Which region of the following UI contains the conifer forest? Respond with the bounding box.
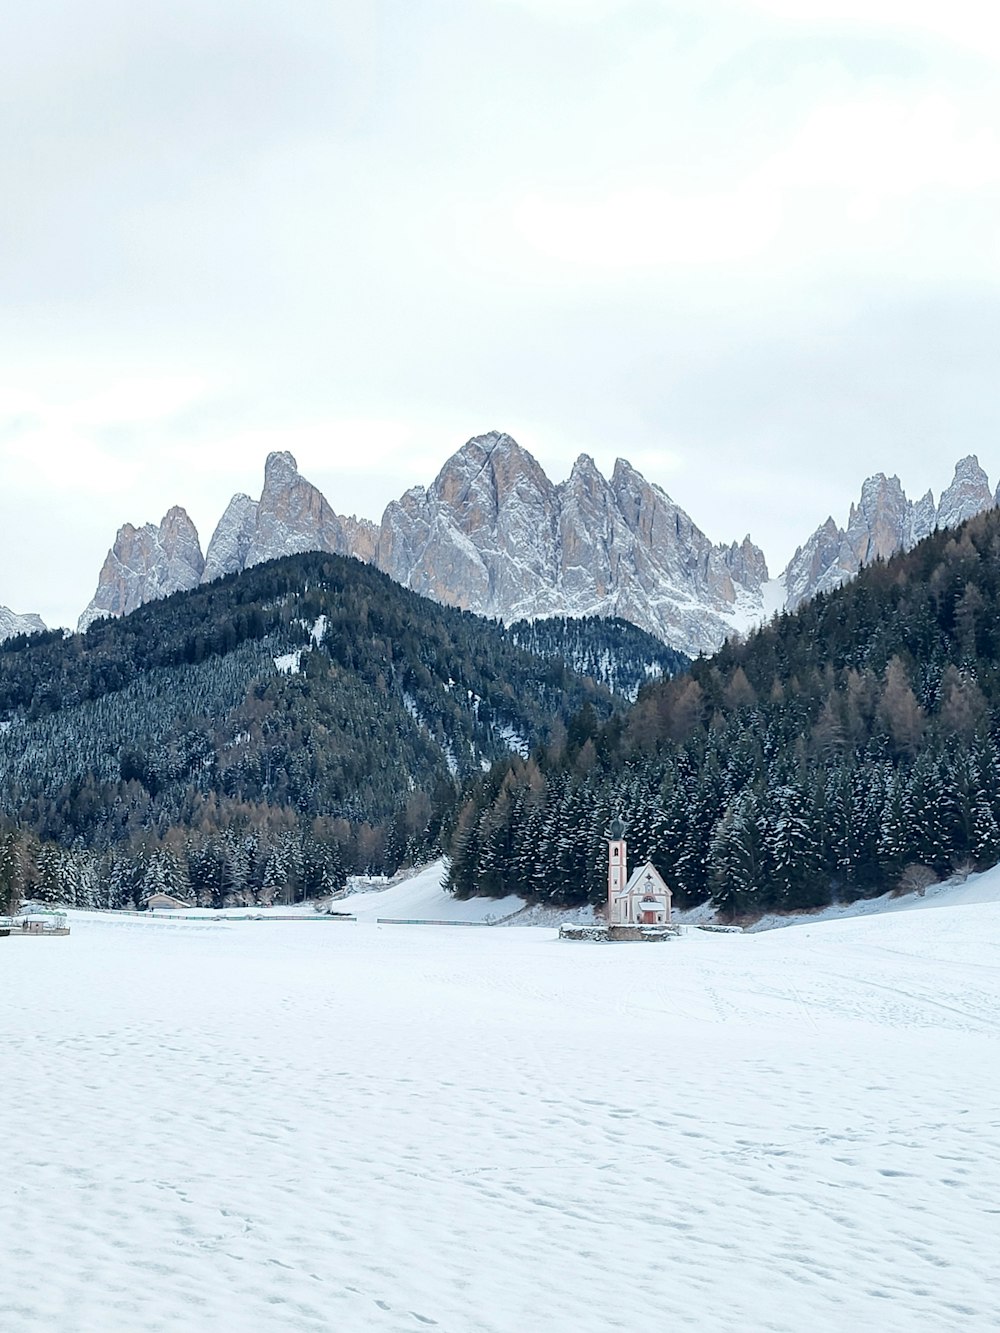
[0,553,675,911]
[448,511,1000,917]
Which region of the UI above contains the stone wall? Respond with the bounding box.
[558,923,679,943]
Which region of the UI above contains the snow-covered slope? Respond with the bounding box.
[746,859,1000,931]
[3,890,998,1331]
[332,859,526,923]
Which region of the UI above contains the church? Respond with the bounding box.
[606,818,672,926]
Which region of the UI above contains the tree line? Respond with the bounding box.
[448,512,1000,918]
[0,553,679,906]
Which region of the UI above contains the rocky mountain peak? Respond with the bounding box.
[723,535,770,592]
[78,507,205,632]
[203,493,259,584]
[431,432,555,519]
[263,450,299,484]
[783,457,999,613]
[937,455,993,531]
[566,453,603,486]
[208,452,378,579]
[909,490,936,547]
[845,473,909,566]
[609,456,644,490]
[160,505,201,550]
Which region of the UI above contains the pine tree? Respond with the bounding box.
[34,844,65,906]
[0,833,21,914]
[708,791,769,919]
[770,781,825,910]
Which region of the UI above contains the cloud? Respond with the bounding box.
[498,85,1000,285]
[510,183,782,269]
[771,92,1000,196]
[4,1,1000,628]
[489,0,643,21]
[737,0,1000,62]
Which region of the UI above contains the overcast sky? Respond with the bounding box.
[5,0,1000,628]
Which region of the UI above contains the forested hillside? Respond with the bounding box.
[448,511,1000,917]
[507,616,687,701]
[0,553,650,910]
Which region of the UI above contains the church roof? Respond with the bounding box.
[623,862,671,898]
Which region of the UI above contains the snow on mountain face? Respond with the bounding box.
[205,451,378,579]
[936,454,993,531]
[78,507,205,632]
[75,436,1000,655]
[908,489,936,547]
[80,455,380,633]
[375,433,770,657]
[202,493,259,583]
[783,516,844,611]
[0,606,46,641]
[245,451,375,569]
[782,455,997,611]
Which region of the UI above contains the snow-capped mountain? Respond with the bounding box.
[204,449,378,578]
[76,441,1000,655]
[783,455,995,611]
[79,438,770,655]
[81,454,378,632]
[79,506,205,632]
[0,606,46,642]
[377,434,769,657]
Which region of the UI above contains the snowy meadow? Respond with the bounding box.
[3,878,1000,1332]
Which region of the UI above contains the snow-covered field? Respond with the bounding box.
[3,881,1000,1331]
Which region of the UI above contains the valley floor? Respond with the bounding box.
[2,889,999,1331]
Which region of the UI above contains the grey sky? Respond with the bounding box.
[4,0,1000,627]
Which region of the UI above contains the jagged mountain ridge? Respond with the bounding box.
[79,434,771,656]
[79,506,205,633]
[784,455,996,610]
[0,606,47,642]
[375,436,769,657]
[78,437,1000,655]
[79,452,379,633]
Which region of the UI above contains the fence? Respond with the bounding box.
[1,914,70,937]
[375,917,496,927]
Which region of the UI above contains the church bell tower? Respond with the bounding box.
[607,817,628,924]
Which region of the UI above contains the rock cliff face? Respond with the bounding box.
[375,434,769,657]
[81,455,379,632]
[0,607,46,641]
[75,441,1000,655]
[202,493,259,584]
[782,456,996,611]
[78,507,205,632]
[204,452,378,578]
[936,455,993,531]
